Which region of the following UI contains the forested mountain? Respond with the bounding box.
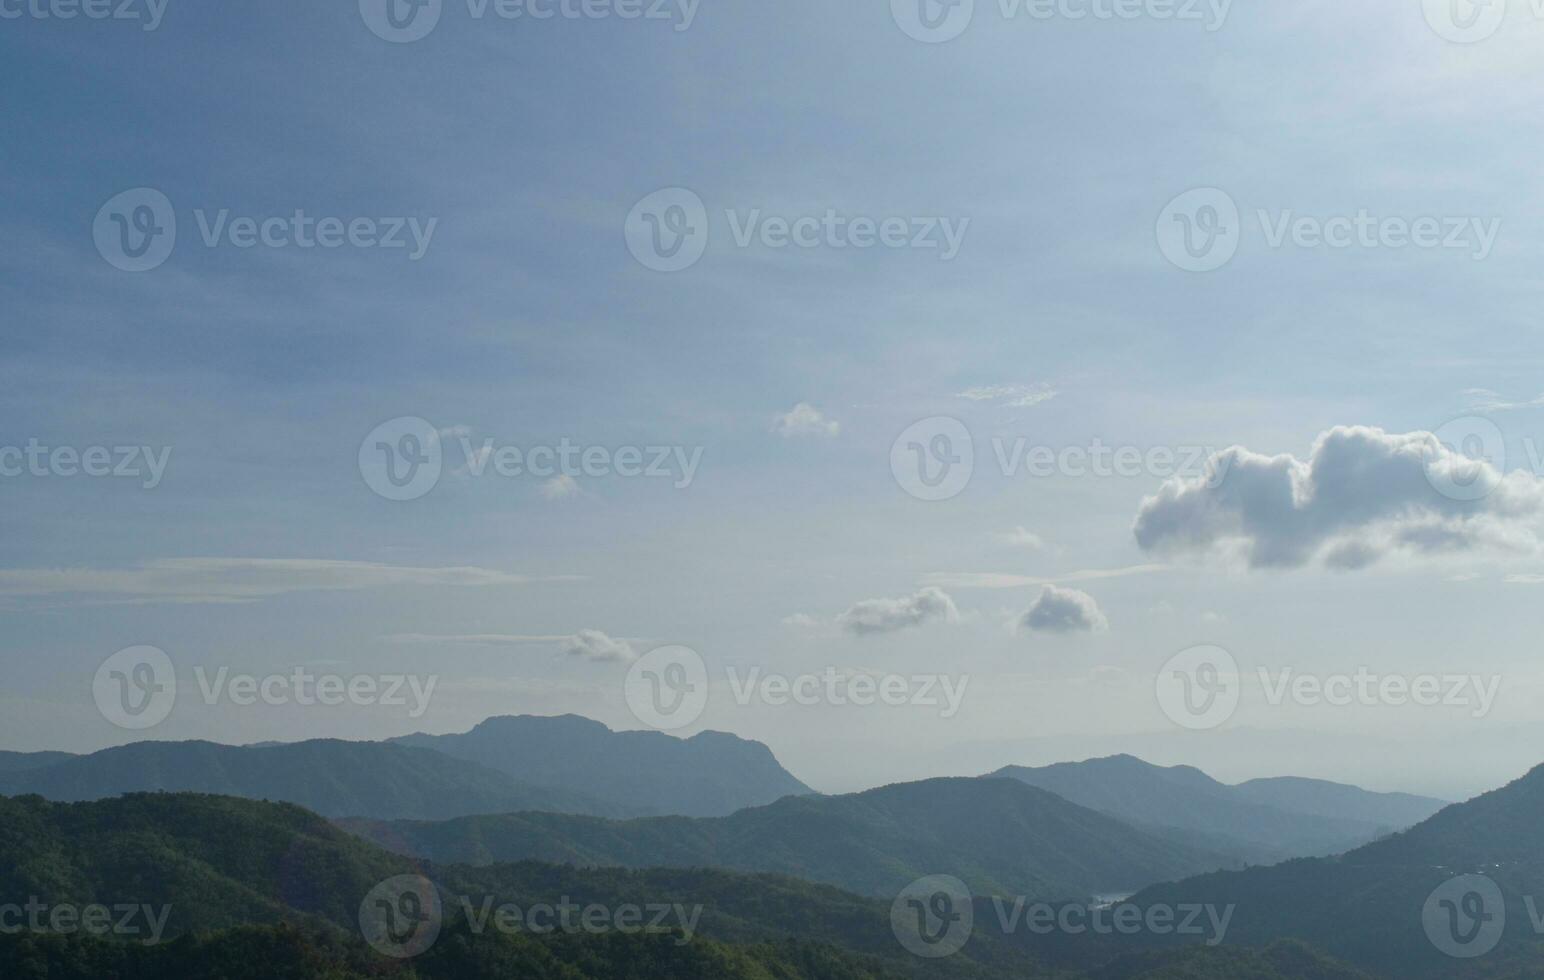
[0,790,1380,980]
[345,776,1236,900]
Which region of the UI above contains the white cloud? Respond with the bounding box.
[782,613,820,629]
[957,383,1057,408]
[560,629,637,662]
[1133,426,1544,571]
[837,587,958,635]
[0,559,570,605]
[999,526,1048,551]
[773,402,840,438]
[1021,585,1109,634]
[541,474,581,500]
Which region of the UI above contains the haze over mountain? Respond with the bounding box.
[991,755,1447,865]
[1106,762,1544,977]
[345,775,1237,901]
[0,750,76,773]
[0,739,636,821]
[391,714,813,817]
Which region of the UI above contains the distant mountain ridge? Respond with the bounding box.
[391,714,813,817]
[0,750,77,772]
[990,755,1446,864]
[344,775,1238,901]
[0,739,636,820]
[1107,762,1544,976]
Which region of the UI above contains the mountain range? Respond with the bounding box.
[991,755,1447,864]
[0,790,1374,980]
[1076,762,1544,977]
[345,775,1237,901]
[0,714,811,821]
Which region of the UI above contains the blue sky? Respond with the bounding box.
[5,0,1544,800]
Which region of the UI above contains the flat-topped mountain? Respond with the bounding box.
[391,713,812,817]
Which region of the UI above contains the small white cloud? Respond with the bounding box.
[957,383,1057,408]
[560,629,637,663]
[782,613,820,629]
[1000,527,1048,551]
[1021,585,1108,634]
[541,475,581,500]
[774,403,840,438]
[837,587,959,635]
[1200,611,1225,624]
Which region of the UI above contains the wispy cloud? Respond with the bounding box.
[956,383,1057,408]
[0,559,575,605]
[382,629,639,662]
[923,564,1167,590]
